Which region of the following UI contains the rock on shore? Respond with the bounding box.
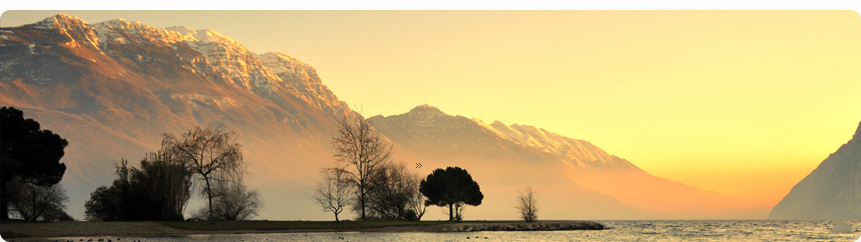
[442,221,607,232]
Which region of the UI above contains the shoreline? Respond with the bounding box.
[0,220,607,239]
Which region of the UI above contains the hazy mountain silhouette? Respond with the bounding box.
[770,121,861,219]
[370,105,770,219]
[2,14,768,220]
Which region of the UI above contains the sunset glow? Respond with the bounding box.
[3,10,860,213]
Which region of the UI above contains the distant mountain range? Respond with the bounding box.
[770,122,861,219]
[0,14,769,220]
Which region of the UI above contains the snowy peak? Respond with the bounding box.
[258,51,354,118]
[94,19,192,47]
[167,27,238,46]
[374,104,640,172]
[2,14,354,120]
[473,118,638,170]
[30,14,87,30]
[23,14,103,51]
[409,104,444,115]
[258,52,316,80]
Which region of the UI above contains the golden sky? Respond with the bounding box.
[3,10,861,206]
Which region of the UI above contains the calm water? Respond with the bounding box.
[17,220,861,242]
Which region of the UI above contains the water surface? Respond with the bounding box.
[19,220,861,242]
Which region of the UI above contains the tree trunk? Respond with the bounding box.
[205,178,214,223]
[335,213,340,222]
[1,180,8,220]
[360,187,366,221]
[448,203,453,221]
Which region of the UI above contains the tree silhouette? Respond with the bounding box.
[419,166,483,221]
[161,125,244,222]
[1,106,68,220]
[313,168,353,222]
[516,186,538,222]
[329,116,392,221]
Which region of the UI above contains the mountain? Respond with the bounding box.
[369,105,770,219]
[0,14,360,220]
[2,14,769,221]
[769,121,861,219]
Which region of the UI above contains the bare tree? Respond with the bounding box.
[313,168,354,222]
[330,116,392,221]
[516,186,538,222]
[162,125,244,222]
[9,179,69,221]
[197,180,262,221]
[407,178,429,221]
[366,162,423,220]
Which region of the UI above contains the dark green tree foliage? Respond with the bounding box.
[84,186,123,221]
[1,106,68,220]
[84,154,192,221]
[419,166,484,221]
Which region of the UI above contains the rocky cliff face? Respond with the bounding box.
[769,122,861,219]
[0,14,358,220]
[1,14,770,220]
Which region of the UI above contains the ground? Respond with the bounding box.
[0,220,606,239]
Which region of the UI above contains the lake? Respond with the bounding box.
[16,220,861,242]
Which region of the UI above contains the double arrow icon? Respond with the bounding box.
[416,163,422,168]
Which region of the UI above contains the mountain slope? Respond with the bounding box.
[2,14,769,221]
[769,121,861,219]
[0,14,360,220]
[370,104,770,219]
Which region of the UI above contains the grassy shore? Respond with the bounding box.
[0,220,603,239]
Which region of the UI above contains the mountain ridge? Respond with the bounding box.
[2,14,768,220]
[1,14,359,220]
[769,121,861,219]
[370,104,769,219]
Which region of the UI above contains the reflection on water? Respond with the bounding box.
[17,220,861,242]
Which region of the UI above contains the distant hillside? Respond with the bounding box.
[369,104,770,219]
[1,14,769,221]
[770,121,861,219]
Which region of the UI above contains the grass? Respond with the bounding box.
[159,220,517,231]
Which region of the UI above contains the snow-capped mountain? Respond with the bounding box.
[370,104,770,219]
[2,14,768,220]
[1,14,359,220]
[769,121,861,219]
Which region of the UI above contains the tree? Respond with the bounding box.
[193,180,262,221]
[408,184,429,221]
[161,125,244,222]
[313,168,354,222]
[84,155,193,221]
[329,116,392,221]
[1,106,68,219]
[84,185,123,221]
[85,160,132,221]
[516,186,538,222]
[8,178,69,221]
[129,152,193,220]
[419,166,483,221]
[365,162,425,220]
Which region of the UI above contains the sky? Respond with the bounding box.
[2,7,861,207]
